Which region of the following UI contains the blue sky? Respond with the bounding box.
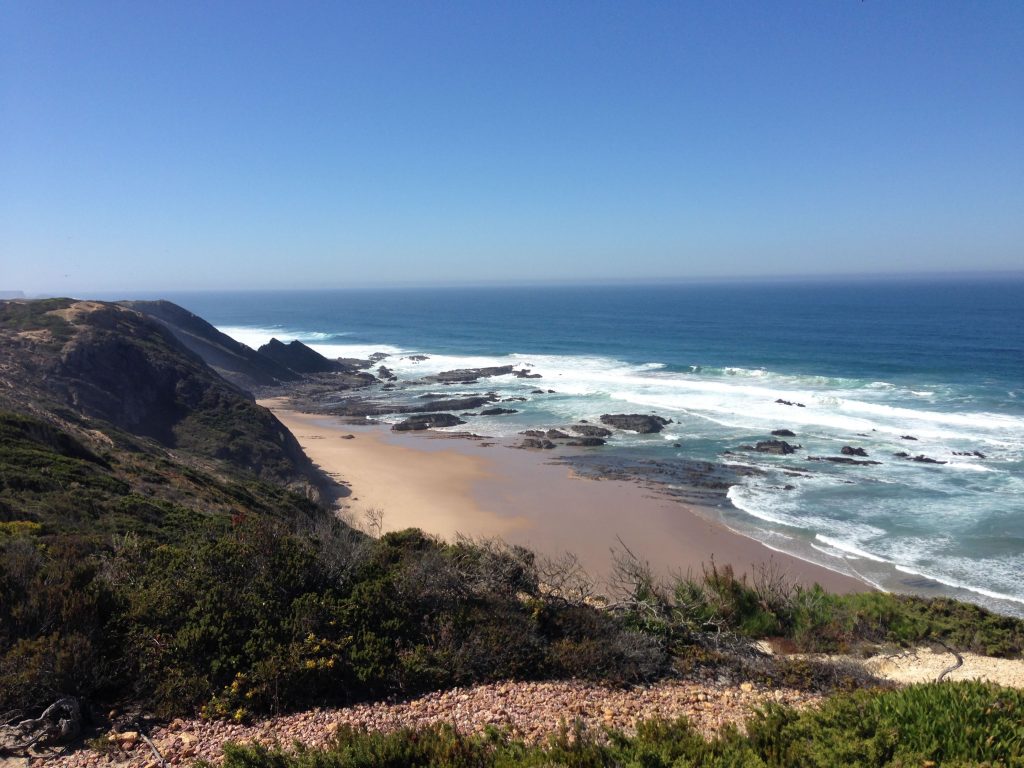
[2,1,1022,292]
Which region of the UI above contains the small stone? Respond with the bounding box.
[740,682,754,693]
[118,730,140,746]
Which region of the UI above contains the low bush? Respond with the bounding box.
[208,681,1024,768]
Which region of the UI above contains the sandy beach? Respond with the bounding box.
[262,399,864,593]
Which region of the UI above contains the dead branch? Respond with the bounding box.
[934,639,964,682]
[0,697,81,754]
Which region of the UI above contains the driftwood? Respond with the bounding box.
[0,697,81,753]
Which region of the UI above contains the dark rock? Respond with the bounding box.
[952,450,987,459]
[571,424,613,438]
[771,429,796,437]
[547,389,556,393]
[530,389,545,394]
[392,413,466,431]
[521,438,556,449]
[258,338,345,374]
[840,446,869,457]
[368,352,391,363]
[893,451,910,458]
[910,454,946,465]
[545,429,571,439]
[520,430,545,437]
[737,444,755,451]
[334,395,500,417]
[566,437,606,447]
[376,365,397,381]
[901,435,918,441]
[424,365,515,384]
[341,434,355,440]
[480,407,517,416]
[599,414,672,433]
[775,399,806,407]
[807,455,881,466]
[673,443,681,448]
[754,440,799,455]
[503,396,527,402]
[512,368,542,379]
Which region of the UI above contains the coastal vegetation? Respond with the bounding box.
[1,298,1022,763]
[213,681,1024,768]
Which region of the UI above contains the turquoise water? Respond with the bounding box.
[148,278,1024,615]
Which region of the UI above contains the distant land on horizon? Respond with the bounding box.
[15,267,1024,300]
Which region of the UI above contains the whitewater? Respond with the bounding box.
[152,279,1024,616]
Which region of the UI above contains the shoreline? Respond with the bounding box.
[263,399,866,594]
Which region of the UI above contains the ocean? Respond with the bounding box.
[150,278,1024,616]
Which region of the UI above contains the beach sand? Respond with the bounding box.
[263,399,864,593]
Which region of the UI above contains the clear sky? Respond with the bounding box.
[2,1,1022,293]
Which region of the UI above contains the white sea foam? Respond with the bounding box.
[814,535,888,562]
[216,323,1024,612]
[893,565,1024,605]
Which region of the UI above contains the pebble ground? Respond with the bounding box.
[37,678,822,767]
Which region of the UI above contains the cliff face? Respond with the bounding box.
[121,299,300,391]
[0,298,315,489]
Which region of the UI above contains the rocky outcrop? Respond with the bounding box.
[600,414,672,434]
[520,438,556,449]
[480,407,518,416]
[840,446,869,457]
[121,299,300,391]
[258,338,345,374]
[753,440,799,455]
[771,429,796,437]
[513,369,542,379]
[546,430,571,439]
[377,365,397,381]
[775,399,806,408]
[392,413,466,431]
[331,395,497,417]
[572,424,613,438]
[424,366,515,384]
[567,437,606,447]
[807,456,881,466]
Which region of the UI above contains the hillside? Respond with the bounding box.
[0,299,315,490]
[120,299,301,391]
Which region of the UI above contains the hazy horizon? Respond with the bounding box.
[3,2,1022,293]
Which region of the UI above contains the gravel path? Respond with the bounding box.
[38,679,823,767]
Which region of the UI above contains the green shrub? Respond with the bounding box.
[748,680,1024,766]
[209,682,1024,768]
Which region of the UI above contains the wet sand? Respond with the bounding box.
[263,399,865,593]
